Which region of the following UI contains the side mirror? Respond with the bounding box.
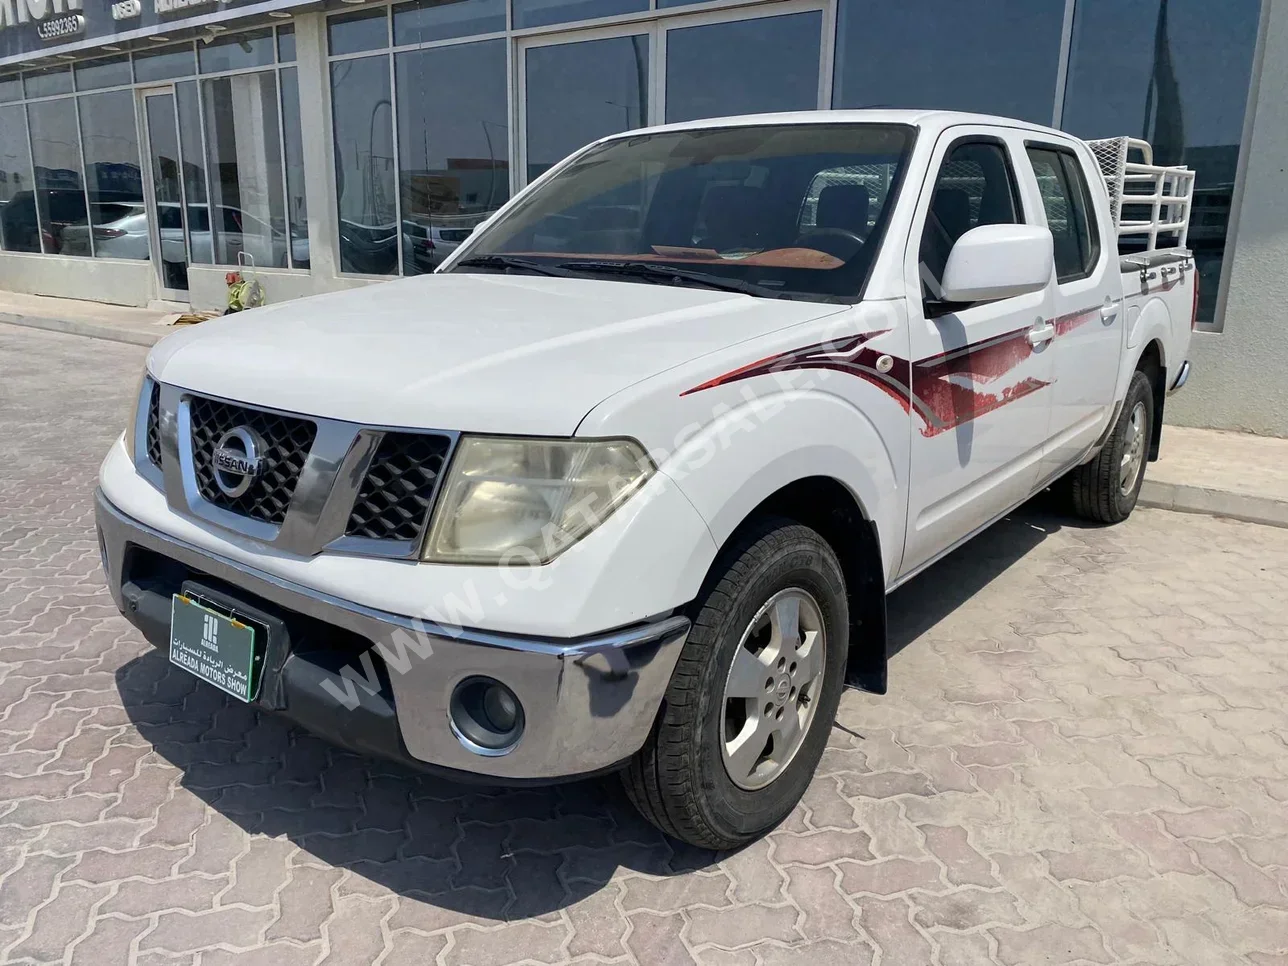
[939,224,1053,304]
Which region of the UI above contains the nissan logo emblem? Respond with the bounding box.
[212,426,265,498]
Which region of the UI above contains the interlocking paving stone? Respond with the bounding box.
[3,324,1288,964]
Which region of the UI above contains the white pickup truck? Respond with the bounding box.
[97,110,1196,849]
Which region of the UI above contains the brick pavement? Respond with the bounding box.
[1,324,1287,966]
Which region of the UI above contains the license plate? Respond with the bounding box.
[169,594,261,702]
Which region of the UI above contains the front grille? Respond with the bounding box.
[345,431,452,542]
[189,396,316,526]
[145,382,162,468]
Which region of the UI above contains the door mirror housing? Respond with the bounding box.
[939,224,1053,304]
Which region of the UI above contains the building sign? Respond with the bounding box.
[0,0,84,34]
[35,12,83,37]
[0,0,310,63]
[155,0,230,14]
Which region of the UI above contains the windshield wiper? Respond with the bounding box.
[454,254,578,278]
[556,260,786,299]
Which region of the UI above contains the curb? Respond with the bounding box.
[1140,479,1288,530]
[0,312,163,347]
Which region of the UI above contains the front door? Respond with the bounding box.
[900,129,1055,576]
[141,90,190,300]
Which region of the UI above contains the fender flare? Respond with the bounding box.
[656,389,904,584]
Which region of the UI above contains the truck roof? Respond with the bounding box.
[615,109,1072,142]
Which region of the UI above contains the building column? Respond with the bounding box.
[1168,0,1288,436]
[294,11,343,282]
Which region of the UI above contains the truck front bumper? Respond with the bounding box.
[95,489,690,783]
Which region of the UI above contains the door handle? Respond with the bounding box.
[1100,301,1119,323]
[1027,323,1055,346]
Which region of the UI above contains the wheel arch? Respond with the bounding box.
[1134,338,1166,461]
[705,476,889,695]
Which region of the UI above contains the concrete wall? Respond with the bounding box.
[0,253,156,307]
[187,265,381,313]
[1169,0,1288,437]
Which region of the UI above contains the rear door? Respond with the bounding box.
[900,128,1054,576]
[1022,141,1122,478]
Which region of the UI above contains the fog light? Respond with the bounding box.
[449,677,524,755]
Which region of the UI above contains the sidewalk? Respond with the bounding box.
[0,290,178,346]
[1142,424,1288,529]
[2,289,1285,529]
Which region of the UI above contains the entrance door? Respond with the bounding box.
[660,5,825,124]
[516,1,828,189]
[518,27,653,185]
[141,90,190,300]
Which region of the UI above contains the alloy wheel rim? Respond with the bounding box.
[720,588,826,791]
[1119,401,1148,496]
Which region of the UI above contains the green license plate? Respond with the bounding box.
[169,594,261,702]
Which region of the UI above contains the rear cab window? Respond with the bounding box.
[1025,144,1102,283]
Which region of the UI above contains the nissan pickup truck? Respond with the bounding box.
[97,110,1197,849]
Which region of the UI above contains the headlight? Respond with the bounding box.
[422,437,654,564]
[124,370,151,465]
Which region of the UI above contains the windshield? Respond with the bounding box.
[448,123,915,302]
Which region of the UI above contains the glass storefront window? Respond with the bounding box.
[280,67,309,269]
[832,0,1064,124]
[278,24,297,63]
[27,98,87,256]
[329,9,389,56]
[23,67,73,99]
[133,44,197,83]
[74,56,133,93]
[199,28,277,74]
[393,0,506,45]
[396,39,509,275]
[77,90,146,261]
[665,12,822,124]
[0,75,20,104]
[175,81,210,265]
[512,0,647,30]
[1061,0,1261,323]
[203,71,289,267]
[525,34,649,182]
[0,104,38,253]
[331,55,398,274]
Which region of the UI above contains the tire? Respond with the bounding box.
[1069,370,1154,524]
[621,518,849,849]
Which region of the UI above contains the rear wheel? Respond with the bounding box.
[621,519,848,849]
[1068,369,1154,524]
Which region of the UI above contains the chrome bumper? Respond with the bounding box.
[1170,360,1191,394]
[95,489,689,782]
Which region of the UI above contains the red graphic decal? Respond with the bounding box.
[1052,306,1100,336]
[681,306,1101,436]
[679,331,901,399]
[910,325,1046,438]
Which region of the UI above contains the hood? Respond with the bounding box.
[150,272,845,435]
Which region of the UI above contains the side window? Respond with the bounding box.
[1026,145,1101,283]
[919,140,1022,298]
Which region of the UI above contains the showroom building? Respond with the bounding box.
[0,0,1284,434]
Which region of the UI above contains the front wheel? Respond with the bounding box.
[1068,369,1154,524]
[621,519,848,849]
